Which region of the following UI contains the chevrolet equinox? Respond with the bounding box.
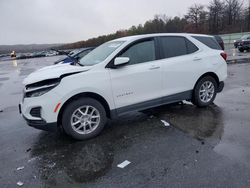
[19,33,227,140]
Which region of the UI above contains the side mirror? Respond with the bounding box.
[114,57,129,66]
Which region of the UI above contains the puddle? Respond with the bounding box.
[19,68,35,76]
[11,91,23,95]
[28,111,163,185]
[30,133,114,184]
[0,77,9,81]
[1,106,19,112]
[0,73,8,76]
[143,103,224,142]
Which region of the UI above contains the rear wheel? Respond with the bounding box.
[192,76,217,107]
[238,48,244,52]
[62,98,107,140]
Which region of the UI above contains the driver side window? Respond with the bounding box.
[119,40,155,65]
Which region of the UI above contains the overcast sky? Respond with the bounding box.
[0,0,211,45]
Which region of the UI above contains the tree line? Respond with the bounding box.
[58,0,250,50]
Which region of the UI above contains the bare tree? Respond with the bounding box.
[247,0,250,30]
[208,0,224,33]
[185,4,207,32]
[224,0,243,25]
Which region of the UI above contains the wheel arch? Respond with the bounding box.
[57,92,111,127]
[194,72,220,90]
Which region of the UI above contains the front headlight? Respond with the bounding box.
[26,87,55,97]
[24,78,60,98]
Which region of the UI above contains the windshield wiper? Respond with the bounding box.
[74,60,83,66]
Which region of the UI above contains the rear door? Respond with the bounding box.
[158,36,201,97]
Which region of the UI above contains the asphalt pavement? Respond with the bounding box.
[0,56,250,188]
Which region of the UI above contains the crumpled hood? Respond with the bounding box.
[23,64,90,85]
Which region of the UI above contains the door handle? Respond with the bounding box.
[149,66,160,70]
[193,57,202,61]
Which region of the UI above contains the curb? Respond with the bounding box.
[227,58,250,64]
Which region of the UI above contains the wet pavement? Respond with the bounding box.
[226,48,250,63]
[0,57,250,188]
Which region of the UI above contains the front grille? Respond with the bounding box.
[30,107,41,118]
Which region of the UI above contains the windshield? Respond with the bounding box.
[79,41,124,66]
[241,35,250,40]
[69,49,80,57]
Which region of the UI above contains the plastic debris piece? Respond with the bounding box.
[117,160,131,168]
[28,157,39,163]
[161,120,170,127]
[26,148,31,152]
[17,181,24,186]
[47,162,56,168]
[16,166,24,171]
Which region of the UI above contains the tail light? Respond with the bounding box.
[220,52,227,61]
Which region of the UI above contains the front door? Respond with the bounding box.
[109,38,162,113]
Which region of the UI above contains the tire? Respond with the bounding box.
[192,76,218,107]
[62,98,107,140]
[238,48,244,52]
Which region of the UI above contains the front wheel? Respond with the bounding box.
[238,48,244,52]
[62,98,107,140]
[192,76,217,107]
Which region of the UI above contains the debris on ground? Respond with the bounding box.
[183,163,189,169]
[47,162,56,168]
[117,160,131,168]
[26,148,31,152]
[16,166,24,171]
[161,120,170,127]
[28,157,39,163]
[17,181,24,186]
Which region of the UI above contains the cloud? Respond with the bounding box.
[0,0,210,44]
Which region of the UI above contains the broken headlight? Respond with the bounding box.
[24,78,60,98]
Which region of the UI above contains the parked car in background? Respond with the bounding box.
[213,35,224,50]
[32,51,47,58]
[234,35,250,48]
[238,39,250,52]
[20,33,227,140]
[10,51,16,58]
[54,47,94,64]
[45,51,58,57]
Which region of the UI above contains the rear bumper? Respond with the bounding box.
[238,44,250,50]
[217,81,224,93]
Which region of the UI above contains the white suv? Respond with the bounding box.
[19,33,227,140]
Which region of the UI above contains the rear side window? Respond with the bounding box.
[193,36,221,50]
[186,39,199,53]
[120,40,155,65]
[159,37,198,58]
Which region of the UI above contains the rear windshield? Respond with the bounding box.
[192,36,221,50]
